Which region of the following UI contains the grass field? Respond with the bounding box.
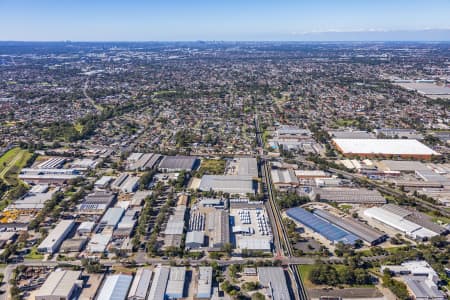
[298,264,316,289]
[198,159,226,175]
[0,147,32,185]
[25,246,44,260]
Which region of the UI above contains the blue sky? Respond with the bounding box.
[1,0,450,41]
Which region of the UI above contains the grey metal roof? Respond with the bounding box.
[35,270,81,298]
[199,175,255,194]
[405,277,445,300]
[313,209,386,244]
[166,267,186,298]
[197,267,213,299]
[236,157,258,177]
[258,267,291,300]
[158,156,198,171]
[97,274,132,300]
[127,268,152,300]
[147,267,169,300]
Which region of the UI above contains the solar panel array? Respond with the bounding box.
[286,207,359,244]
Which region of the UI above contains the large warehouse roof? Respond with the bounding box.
[128,268,152,300]
[148,267,170,300]
[199,175,255,194]
[258,267,291,300]
[333,139,439,156]
[35,270,81,300]
[97,274,133,300]
[158,156,199,171]
[286,207,359,244]
[313,209,386,245]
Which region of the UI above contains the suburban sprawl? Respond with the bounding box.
[0,41,449,300]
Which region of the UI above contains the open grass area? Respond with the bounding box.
[0,147,32,185]
[25,246,44,260]
[197,159,226,176]
[335,118,359,127]
[298,264,316,289]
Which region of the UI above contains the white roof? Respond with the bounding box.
[35,270,81,298]
[97,274,132,300]
[238,238,271,251]
[364,207,421,234]
[128,268,152,299]
[87,233,112,253]
[333,139,439,156]
[147,267,169,300]
[38,220,74,251]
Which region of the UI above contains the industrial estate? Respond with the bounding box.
[0,41,449,300]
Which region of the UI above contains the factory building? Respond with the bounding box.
[332,138,440,159]
[185,231,205,249]
[286,207,359,245]
[198,175,256,195]
[38,220,75,253]
[270,169,298,190]
[258,267,291,300]
[381,261,445,300]
[207,210,230,249]
[97,274,133,300]
[19,168,82,185]
[77,191,116,215]
[313,209,387,245]
[196,267,213,299]
[111,173,139,193]
[158,156,199,172]
[127,268,153,300]
[166,267,186,299]
[94,176,114,189]
[163,206,186,249]
[148,266,170,300]
[127,152,161,171]
[36,157,67,169]
[86,232,112,253]
[310,187,386,204]
[99,207,125,230]
[364,206,441,240]
[35,270,82,300]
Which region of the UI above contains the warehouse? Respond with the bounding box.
[78,191,116,215]
[94,176,114,189]
[286,207,359,245]
[60,238,87,252]
[166,267,186,299]
[226,157,258,177]
[332,138,440,159]
[382,204,447,235]
[185,231,205,249]
[86,232,112,253]
[164,206,186,248]
[8,187,58,211]
[99,207,125,230]
[148,266,170,300]
[71,158,99,170]
[295,170,329,179]
[313,209,387,245]
[231,206,273,252]
[207,210,230,249]
[97,274,133,300]
[198,175,256,195]
[127,268,153,300]
[258,267,291,300]
[270,169,298,190]
[158,155,199,172]
[363,207,439,240]
[378,160,428,173]
[38,220,75,253]
[35,270,82,300]
[37,157,67,169]
[127,152,161,171]
[328,130,375,139]
[196,267,213,299]
[18,168,82,185]
[310,187,386,204]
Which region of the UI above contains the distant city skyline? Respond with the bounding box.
[1,0,450,41]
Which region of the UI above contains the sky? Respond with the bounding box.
[1,0,450,41]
